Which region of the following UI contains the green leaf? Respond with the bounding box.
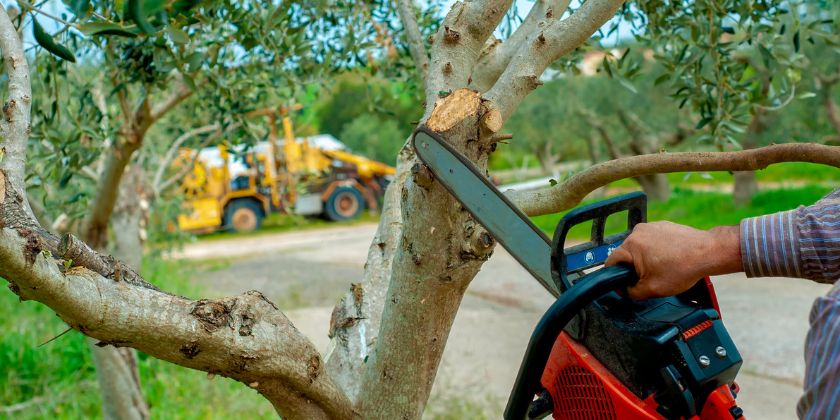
[62,0,90,16]
[32,18,76,62]
[182,74,197,90]
[653,74,670,86]
[602,57,613,78]
[793,30,800,52]
[128,0,156,34]
[58,171,73,189]
[186,52,203,72]
[167,28,190,44]
[797,92,817,100]
[79,22,138,38]
[172,0,200,14]
[617,77,637,94]
[695,117,712,130]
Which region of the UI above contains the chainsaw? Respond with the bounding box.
[412,127,746,420]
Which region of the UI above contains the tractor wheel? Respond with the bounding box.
[324,186,365,221]
[225,199,264,232]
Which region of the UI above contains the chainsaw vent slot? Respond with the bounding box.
[551,365,616,420]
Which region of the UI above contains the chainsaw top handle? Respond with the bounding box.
[551,191,647,292]
[505,263,639,420]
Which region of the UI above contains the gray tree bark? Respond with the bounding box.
[732,171,757,206]
[635,173,671,201]
[732,111,765,205]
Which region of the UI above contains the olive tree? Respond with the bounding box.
[1,1,839,419]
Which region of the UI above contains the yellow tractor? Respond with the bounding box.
[175,107,396,233]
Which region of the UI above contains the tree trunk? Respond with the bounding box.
[634,173,671,201]
[88,342,149,420]
[87,166,150,420]
[732,170,757,206]
[586,131,602,165]
[535,142,557,175]
[825,88,840,136]
[732,111,765,205]
[352,90,496,418]
[325,139,411,402]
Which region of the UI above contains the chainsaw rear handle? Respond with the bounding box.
[505,264,639,420]
[552,192,647,292]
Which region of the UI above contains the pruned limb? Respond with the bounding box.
[0,226,352,420]
[59,233,155,290]
[484,0,625,122]
[507,143,840,216]
[470,0,571,92]
[396,0,430,88]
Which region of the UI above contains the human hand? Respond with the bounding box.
[604,221,741,300]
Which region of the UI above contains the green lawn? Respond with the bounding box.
[532,185,834,240]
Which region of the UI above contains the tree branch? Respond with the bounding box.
[507,143,840,216]
[0,5,33,218]
[396,0,430,88]
[152,124,221,191]
[470,0,571,92]
[0,227,352,419]
[824,91,840,136]
[424,0,513,113]
[105,42,133,127]
[483,0,625,122]
[150,79,193,122]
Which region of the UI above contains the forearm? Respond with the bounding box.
[740,189,840,283]
[707,225,742,276]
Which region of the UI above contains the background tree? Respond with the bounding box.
[0,1,839,420]
[21,0,382,417]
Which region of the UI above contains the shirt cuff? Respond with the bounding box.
[740,210,802,278]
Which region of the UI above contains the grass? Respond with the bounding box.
[0,259,275,419]
[531,185,834,240]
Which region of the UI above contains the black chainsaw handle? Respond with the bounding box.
[504,264,639,420]
[552,191,646,292]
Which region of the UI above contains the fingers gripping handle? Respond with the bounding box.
[550,192,647,292]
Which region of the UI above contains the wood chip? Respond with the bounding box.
[249,381,259,388]
[0,170,5,205]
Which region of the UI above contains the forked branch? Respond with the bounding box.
[425,0,513,111]
[507,143,840,216]
[470,0,571,92]
[484,0,625,121]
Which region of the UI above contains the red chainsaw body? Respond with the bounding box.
[540,277,744,420]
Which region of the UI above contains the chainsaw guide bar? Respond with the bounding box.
[412,127,560,297]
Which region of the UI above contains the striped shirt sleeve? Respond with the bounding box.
[740,189,840,283]
[797,282,840,419]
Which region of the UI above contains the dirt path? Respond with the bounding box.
[181,223,829,419]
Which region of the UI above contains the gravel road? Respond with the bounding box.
[181,222,829,419]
